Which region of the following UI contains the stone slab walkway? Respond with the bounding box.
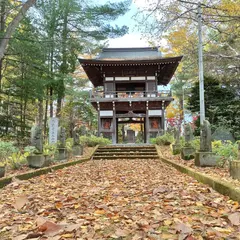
[0,159,240,239]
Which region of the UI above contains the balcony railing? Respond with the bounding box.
[90,90,172,99]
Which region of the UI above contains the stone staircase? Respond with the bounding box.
[92,145,159,160]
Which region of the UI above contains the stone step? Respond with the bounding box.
[94,151,157,155]
[96,148,156,153]
[92,145,158,160]
[98,145,155,149]
[92,155,159,160]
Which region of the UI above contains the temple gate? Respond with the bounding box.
[79,47,182,144]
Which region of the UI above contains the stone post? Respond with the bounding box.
[27,125,48,168]
[195,120,216,167]
[172,127,181,155]
[57,126,67,160]
[72,127,83,156]
[181,123,195,160]
[30,125,43,153]
[230,142,240,179]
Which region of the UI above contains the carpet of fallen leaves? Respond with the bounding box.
[1,159,240,239]
[159,145,240,191]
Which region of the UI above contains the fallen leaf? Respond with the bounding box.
[228,212,240,226]
[63,224,82,232]
[61,233,75,238]
[115,228,130,237]
[55,202,63,209]
[164,219,172,226]
[152,186,168,195]
[14,195,28,210]
[175,222,193,234]
[94,209,106,215]
[196,201,203,207]
[36,217,62,236]
[26,232,44,238]
[214,227,233,234]
[14,234,28,240]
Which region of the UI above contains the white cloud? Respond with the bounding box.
[133,0,158,9]
[108,33,149,48]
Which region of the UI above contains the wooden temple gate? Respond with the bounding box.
[79,47,182,144]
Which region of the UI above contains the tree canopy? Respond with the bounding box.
[187,76,240,139]
[0,0,130,140]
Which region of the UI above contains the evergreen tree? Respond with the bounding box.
[187,76,240,140]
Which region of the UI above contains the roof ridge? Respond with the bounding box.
[102,47,159,52]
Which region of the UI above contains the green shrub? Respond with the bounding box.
[212,140,238,165]
[191,137,200,150]
[65,138,74,151]
[80,135,111,147]
[42,143,58,160]
[151,133,174,146]
[150,138,157,144]
[24,146,38,154]
[0,141,18,164]
[7,152,29,170]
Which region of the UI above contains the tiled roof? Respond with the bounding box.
[96,47,162,60]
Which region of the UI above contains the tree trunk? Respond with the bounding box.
[23,97,27,137]
[0,0,5,92]
[0,0,36,61]
[56,1,69,118]
[44,88,49,137]
[49,87,53,117]
[36,99,43,128]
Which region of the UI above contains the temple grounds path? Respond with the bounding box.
[1,159,240,239]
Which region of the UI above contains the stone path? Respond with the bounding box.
[0,159,240,239]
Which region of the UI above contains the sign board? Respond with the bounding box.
[49,117,59,144]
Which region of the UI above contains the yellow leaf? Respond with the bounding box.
[196,201,203,207]
[214,227,233,234]
[94,209,106,215]
[161,233,176,239]
[55,202,63,209]
[164,219,172,226]
[61,233,74,238]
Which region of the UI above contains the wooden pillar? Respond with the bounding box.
[97,102,100,137]
[146,101,149,143]
[116,118,118,143]
[161,101,165,134]
[112,101,116,144]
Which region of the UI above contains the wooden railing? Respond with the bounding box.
[90,90,172,99]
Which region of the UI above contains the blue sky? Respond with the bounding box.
[97,0,150,47]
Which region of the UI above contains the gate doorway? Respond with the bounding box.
[116,118,145,144]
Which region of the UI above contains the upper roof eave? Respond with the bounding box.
[78,56,183,65]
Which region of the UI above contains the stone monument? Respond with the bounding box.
[181,123,195,160]
[195,120,216,167]
[57,126,67,160]
[230,142,240,179]
[72,127,83,156]
[49,117,59,144]
[31,125,43,153]
[79,125,87,136]
[27,125,47,168]
[172,127,181,155]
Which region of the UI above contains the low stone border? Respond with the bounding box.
[155,146,240,202]
[0,145,99,189]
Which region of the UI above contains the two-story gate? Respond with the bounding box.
[79,47,182,144]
